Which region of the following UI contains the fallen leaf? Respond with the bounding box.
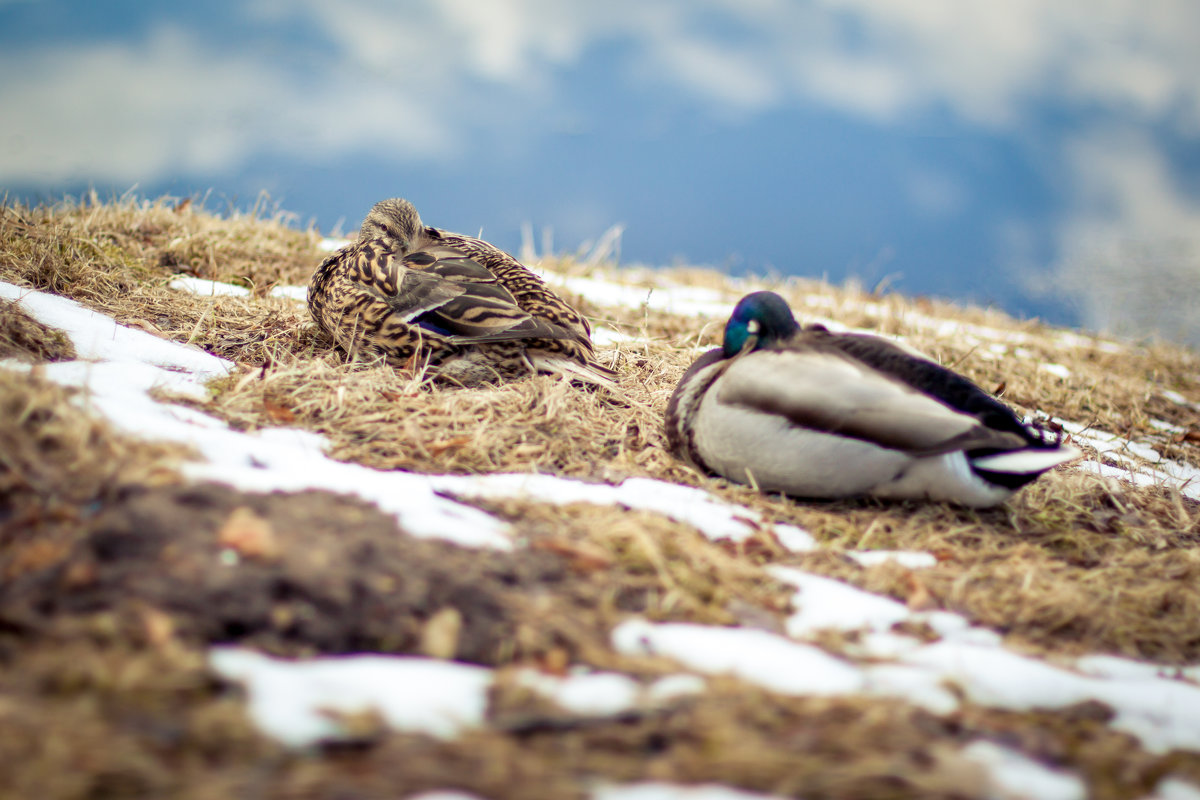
[532,538,613,572]
[137,604,176,647]
[537,647,570,676]
[427,435,475,456]
[62,559,97,588]
[905,573,936,611]
[217,507,280,561]
[124,319,164,336]
[420,607,463,660]
[262,397,296,424]
[5,539,70,577]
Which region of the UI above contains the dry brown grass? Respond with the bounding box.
[4,194,1200,798]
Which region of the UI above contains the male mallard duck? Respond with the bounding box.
[308,198,616,387]
[666,291,1079,507]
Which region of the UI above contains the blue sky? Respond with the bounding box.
[3,0,1200,342]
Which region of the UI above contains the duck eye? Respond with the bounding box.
[747,319,761,334]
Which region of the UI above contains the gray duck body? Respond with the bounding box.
[308,198,615,387]
[666,292,1078,507]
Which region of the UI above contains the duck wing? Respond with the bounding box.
[809,330,1032,440]
[381,249,581,343]
[715,350,1029,456]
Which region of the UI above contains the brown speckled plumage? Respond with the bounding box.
[309,198,616,386]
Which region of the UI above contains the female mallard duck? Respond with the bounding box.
[308,198,616,387]
[666,291,1079,507]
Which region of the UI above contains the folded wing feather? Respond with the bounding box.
[715,351,1029,456]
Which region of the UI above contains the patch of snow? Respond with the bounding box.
[430,473,816,551]
[1162,390,1195,407]
[920,611,1004,647]
[186,451,515,550]
[208,649,491,747]
[516,670,640,716]
[211,649,705,750]
[1055,331,1126,353]
[908,642,1200,753]
[612,619,865,696]
[862,664,960,715]
[170,276,306,303]
[516,669,704,716]
[617,611,1200,754]
[533,270,735,319]
[1150,419,1188,435]
[0,281,232,380]
[1039,362,1072,380]
[845,550,937,569]
[1075,654,1200,684]
[618,567,1200,754]
[769,567,911,637]
[1059,417,1200,501]
[168,276,250,297]
[646,674,708,703]
[962,740,1086,800]
[591,325,639,346]
[270,285,308,301]
[319,237,351,252]
[1152,778,1200,800]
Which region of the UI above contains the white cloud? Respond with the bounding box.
[807,0,1200,128]
[1050,128,1200,344]
[0,25,453,184]
[905,168,967,219]
[5,0,1199,185]
[650,38,780,113]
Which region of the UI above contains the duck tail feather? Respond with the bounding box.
[531,355,621,390]
[971,445,1081,476]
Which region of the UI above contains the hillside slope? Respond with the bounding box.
[3,196,1200,800]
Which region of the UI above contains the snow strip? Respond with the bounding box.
[962,741,1085,800]
[318,237,350,252]
[613,566,1200,754]
[1039,362,1072,380]
[614,613,1200,752]
[209,649,492,746]
[168,275,306,302]
[429,473,817,551]
[613,619,865,697]
[845,550,937,569]
[515,670,704,716]
[169,276,251,297]
[1059,417,1200,501]
[210,647,701,748]
[772,569,911,637]
[0,281,231,381]
[1151,778,1200,800]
